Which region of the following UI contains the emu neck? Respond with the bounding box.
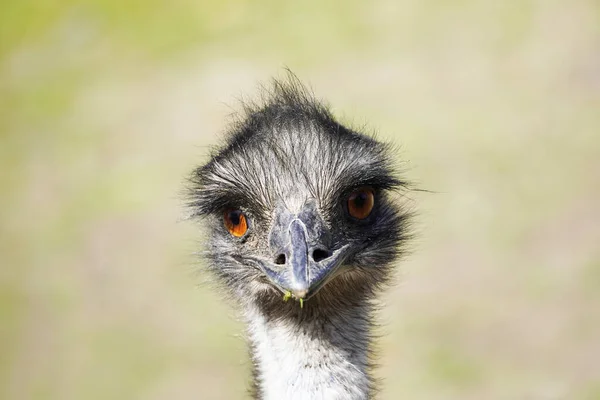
[246,302,372,400]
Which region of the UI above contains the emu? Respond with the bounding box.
[188,77,410,399]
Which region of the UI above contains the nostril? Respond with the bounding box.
[274,254,286,265]
[312,249,330,262]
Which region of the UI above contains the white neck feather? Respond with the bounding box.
[246,304,372,400]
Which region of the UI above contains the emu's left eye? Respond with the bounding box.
[224,209,248,237]
[347,187,375,220]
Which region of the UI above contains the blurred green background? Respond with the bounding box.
[1,1,600,399]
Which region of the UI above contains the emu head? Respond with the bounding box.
[189,78,410,313]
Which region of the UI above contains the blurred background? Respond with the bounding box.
[1,0,600,399]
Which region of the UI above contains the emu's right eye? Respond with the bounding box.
[224,209,248,237]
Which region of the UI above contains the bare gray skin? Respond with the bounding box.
[187,76,411,399]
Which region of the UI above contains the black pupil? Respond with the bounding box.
[353,192,367,208]
[229,211,241,225]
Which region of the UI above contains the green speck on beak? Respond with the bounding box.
[283,291,292,302]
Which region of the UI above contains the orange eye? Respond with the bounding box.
[224,209,248,237]
[347,188,375,220]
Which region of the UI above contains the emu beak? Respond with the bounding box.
[286,219,311,298]
[257,217,351,302]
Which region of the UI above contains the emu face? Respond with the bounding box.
[189,80,409,309]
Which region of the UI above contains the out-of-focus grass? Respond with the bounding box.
[1,1,600,399]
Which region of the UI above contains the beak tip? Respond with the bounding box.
[291,289,308,299]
